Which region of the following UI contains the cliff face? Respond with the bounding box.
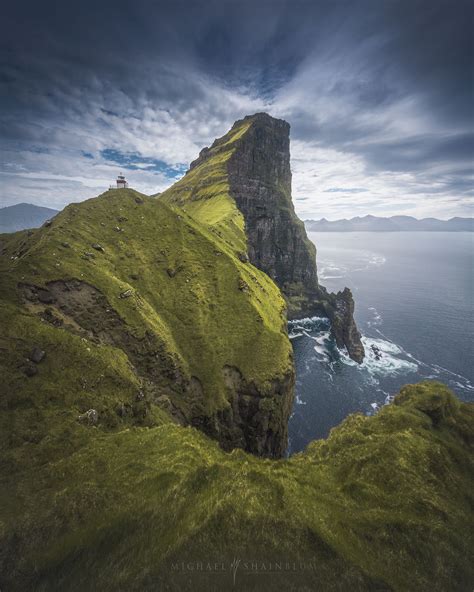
[188,113,365,363]
[190,114,319,295]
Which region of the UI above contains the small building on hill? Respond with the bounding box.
[110,173,128,189]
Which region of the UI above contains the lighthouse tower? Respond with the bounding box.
[116,173,128,189]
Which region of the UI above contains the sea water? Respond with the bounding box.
[288,231,474,454]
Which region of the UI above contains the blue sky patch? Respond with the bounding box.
[101,149,187,178]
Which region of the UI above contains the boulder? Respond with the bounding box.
[29,347,46,364]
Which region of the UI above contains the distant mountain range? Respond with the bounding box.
[0,203,59,233]
[305,215,473,232]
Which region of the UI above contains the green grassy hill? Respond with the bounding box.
[0,117,473,590]
[0,187,293,456]
[0,378,472,591]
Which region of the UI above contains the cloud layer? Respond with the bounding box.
[1,0,472,218]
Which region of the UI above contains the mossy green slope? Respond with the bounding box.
[159,118,252,253]
[0,382,472,591]
[0,188,293,455]
[160,112,365,362]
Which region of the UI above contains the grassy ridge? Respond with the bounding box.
[160,118,251,252]
[0,382,472,591]
[0,188,291,423]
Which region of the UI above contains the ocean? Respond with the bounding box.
[288,231,474,454]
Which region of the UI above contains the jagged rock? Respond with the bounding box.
[167,265,184,278]
[78,409,98,425]
[237,251,249,263]
[43,220,52,227]
[329,288,365,364]
[191,366,295,457]
[119,289,133,299]
[91,243,105,252]
[83,252,95,259]
[29,347,45,364]
[371,344,382,360]
[223,115,320,297]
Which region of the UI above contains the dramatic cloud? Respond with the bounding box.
[1,0,472,218]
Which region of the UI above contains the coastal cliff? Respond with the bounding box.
[0,115,472,591]
[188,113,365,362]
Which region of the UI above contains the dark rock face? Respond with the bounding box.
[227,114,319,295]
[329,288,365,364]
[201,113,365,362]
[192,366,295,458]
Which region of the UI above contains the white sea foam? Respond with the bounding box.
[289,332,304,340]
[340,336,418,377]
[319,262,348,280]
[367,306,383,327]
[289,310,473,396]
[370,254,386,267]
[312,331,332,358]
[400,349,474,393]
[288,315,328,327]
[295,394,307,405]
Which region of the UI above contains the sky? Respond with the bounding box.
[1,0,473,220]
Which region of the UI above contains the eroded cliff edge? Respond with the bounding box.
[189,112,365,363]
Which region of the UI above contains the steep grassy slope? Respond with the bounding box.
[161,113,365,362]
[0,382,472,591]
[160,117,252,253]
[0,188,293,456]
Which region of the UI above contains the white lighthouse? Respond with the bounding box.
[110,173,129,189]
[116,173,128,189]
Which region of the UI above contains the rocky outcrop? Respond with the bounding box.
[192,366,295,458]
[326,288,365,363]
[192,112,365,362]
[194,114,320,295]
